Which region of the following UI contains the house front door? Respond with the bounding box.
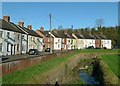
[14,45,15,55]
[11,44,13,55]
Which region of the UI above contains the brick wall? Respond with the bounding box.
[2,51,72,76]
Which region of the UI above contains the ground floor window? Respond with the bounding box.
[7,43,10,52]
[58,44,60,48]
[17,44,19,51]
[0,43,2,52]
[22,45,25,51]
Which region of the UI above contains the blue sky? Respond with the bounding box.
[2,2,118,30]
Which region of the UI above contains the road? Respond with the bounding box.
[0,51,51,63]
[0,50,66,63]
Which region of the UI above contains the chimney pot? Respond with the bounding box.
[27,25,32,30]
[3,16,10,22]
[40,27,44,32]
[100,32,103,36]
[18,22,24,27]
[89,31,91,35]
[78,30,81,35]
[64,30,67,34]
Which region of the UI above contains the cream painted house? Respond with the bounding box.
[99,35,112,49]
[49,30,62,51]
[84,34,95,48]
[20,25,43,52]
[72,33,85,49]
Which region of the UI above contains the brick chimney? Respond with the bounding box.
[3,16,10,22]
[27,25,32,30]
[89,31,91,35]
[64,30,67,34]
[78,30,81,35]
[100,32,103,36]
[40,27,44,32]
[18,21,24,27]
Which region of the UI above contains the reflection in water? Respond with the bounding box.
[79,71,99,85]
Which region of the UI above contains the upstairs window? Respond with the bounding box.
[0,43,2,52]
[0,31,3,38]
[22,35,24,39]
[58,39,60,42]
[68,40,70,42]
[7,32,10,37]
[71,40,73,43]
[31,37,32,41]
[18,34,20,40]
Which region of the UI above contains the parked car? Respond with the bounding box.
[28,49,39,55]
[45,48,50,52]
[86,46,94,49]
[103,47,107,49]
[95,47,101,49]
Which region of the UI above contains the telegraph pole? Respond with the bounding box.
[50,14,52,53]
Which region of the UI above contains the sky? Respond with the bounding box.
[1,2,118,31]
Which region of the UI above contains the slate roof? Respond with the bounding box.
[75,34,85,39]
[38,30,51,37]
[21,27,42,38]
[99,35,107,39]
[94,35,101,39]
[0,19,25,34]
[84,34,95,39]
[52,31,61,38]
[69,34,75,39]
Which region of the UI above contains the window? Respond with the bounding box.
[33,37,35,41]
[58,39,60,42]
[71,40,73,43]
[22,35,24,39]
[31,37,32,41]
[0,43,2,52]
[68,40,70,42]
[17,44,19,51]
[107,41,109,43]
[18,34,19,39]
[58,44,60,48]
[22,45,25,51]
[0,31,3,38]
[7,32,10,37]
[14,34,15,39]
[7,43,10,52]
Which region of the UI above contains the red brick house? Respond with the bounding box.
[36,27,54,50]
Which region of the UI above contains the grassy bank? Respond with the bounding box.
[101,54,119,77]
[100,54,119,84]
[2,50,80,84]
[2,49,119,84]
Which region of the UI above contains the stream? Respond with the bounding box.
[79,71,100,85]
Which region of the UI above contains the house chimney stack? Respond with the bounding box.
[40,27,44,32]
[18,21,24,27]
[3,16,10,22]
[78,30,81,35]
[27,25,32,30]
[89,31,91,35]
[100,32,103,36]
[64,30,67,34]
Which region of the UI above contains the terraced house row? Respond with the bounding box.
[0,16,112,56]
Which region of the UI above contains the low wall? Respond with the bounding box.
[1,51,73,76]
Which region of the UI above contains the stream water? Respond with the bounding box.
[79,71,99,85]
